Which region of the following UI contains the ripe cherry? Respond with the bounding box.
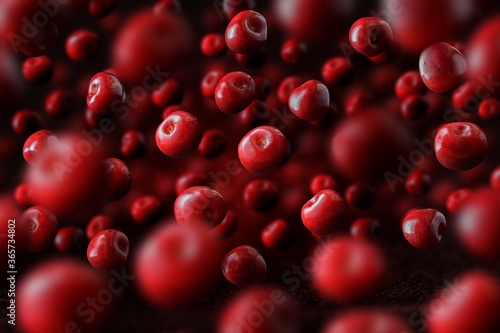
[151,78,183,108]
[288,80,330,122]
[131,195,163,224]
[86,214,114,240]
[446,188,472,215]
[201,68,225,99]
[491,166,500,191]
[405,170,432,195]
[277,75,301,104]
[322,57,354,86]
[20,206,58,252]
[22,130,59,168]
[225,10,267,54]
[200,33,227,57]
[434,122,488,171]
[197,129,226,159]
[174,186,227,230]
[210,210,237,240]
[87,229,129,271]
[45,89,74,118]
[215,71,256,114]
[350,217,380,241]
[98,158,132,203]
[14,183,34,206]
[54,226,85,253]
[11,110,42,137]
[401,208,446,250]
[419,42,467,93]
[175,171,210,196]
[261,219,292,250]
[349,17,393,57]
[452,81,478,111]
[395,70,426,99]
[478,98,500,120]
[310,174,337,195]
[239,100,269,128]
[65,30,100,62]
[344,182,376,209]
[87,72,126,115]
[156,111,202,158]
[22,56,53,84]
[301,189,347,236]
[222,245,267,287]
[243,179,280,212]
[281,39,307,64]
[121,129,147,158]
[238,126,288,175]
[89,0,116,18]
[400,94,429,122]
[222,0,255,20]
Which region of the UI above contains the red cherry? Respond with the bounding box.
[22,130,59,168]
[288,79,330,122]
[162,104,184,119]
[419,42,467,93]
[446,188,473,215]
[200,33,227,57]
[322,57,354,86]
[14,183,34,206]
[253,76,271,100]
[131,195,163,224]
[86,214,114,240]
[84,107,111,128]
[301,189,347,236]
[156,111,202,158]
[210,210,237,240]
[452,81,479,111]
[121,129,147,158]
[151,78,183,108]
[87,229,129,271]
[11,110,42,137]
[197,129,226,159]
[87,72,126,115]
[201,68,225,99]
[22,56,53,84]
[239,99,269,128]
[45,89,74,118]
[65,30,100,62]
[395,70,426,99]
[478,98,500,120]
[98,158,132,203]
[277,75,302,105]
[401,208,446,250]
[400,94,429,122]
[222,0,255,20]
[350,217,380,241]
[20,206,58,252]
[345,91,373,116]
[153,0,181,15]
[344,182,376,209]
[215,71,256,114]
[312,237,386,301]
[310,174,337,195]
[238,126,288,175]
[54,226,85,253]
[281,39,307,64]
[405,170,432,195]
[491,166,500,191]
[434,122,488,171]
[174,186,227,230]
[175,171,210,196]
[89,0,116,18]
[225,10,267,54]
[222,245,266,287]
[349,17,393,57]
[243,179,280,212]
[261,219,292,250]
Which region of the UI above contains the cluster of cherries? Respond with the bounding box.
[1,0,500,332]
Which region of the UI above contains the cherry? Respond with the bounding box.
[238,126,288,175]
[322,57,354,86]
[312,237,386,301]
[215,71,256,114]
[419,42,467,93]
[222,245,267,287]
[225,10,267,54]
[210,210,237,240]
[446,188,473,215]
[174,186,227,230]
[120,129,147,158]
[65,30,100,62]
[345,91,373,116]
[349,17,393,57]
[20,206,58,252]
[405,170,432,195]
[395,70,426,99]
[491,166,500,191]
[151,78,183,108]
[131,195,163,224]
[427,271,500,333]
[261,219,292,250]
[98,158,132,203]
[162,104,184,119]
[310,174,337,195]
[87,229,129,271]
[344,182,376,209]
[11,110,42,137]
[87,72,126,115]
[252,76,270,100]
[235,47,267,67]
[14,183,34,206]
[288,79,330,122]
[45,89,74,118]
[89,0,116,18]
[350,217,380,241]
[156,111,203,158]
[301,189,347,236]
[200,33,227,57]
[277,75,302,104]
[197,129,226,159]
[201,68,225,99]
[400,94,429,122]
[323,310,413,333]
[84,107,111,128]
[243,179,280,212]
[153,0,182,15]
[54,226,85,253]
[281,39,307,64]
[222,0,256,20]
[434,122,488,171]
[478,98,500,120]
[22,130,59,168]
[452,81,479,111]
[239,99,269,128]
[175,171,210,196]
[401,208,446,250]
[86,214,114,240]
[22,56,53,84]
